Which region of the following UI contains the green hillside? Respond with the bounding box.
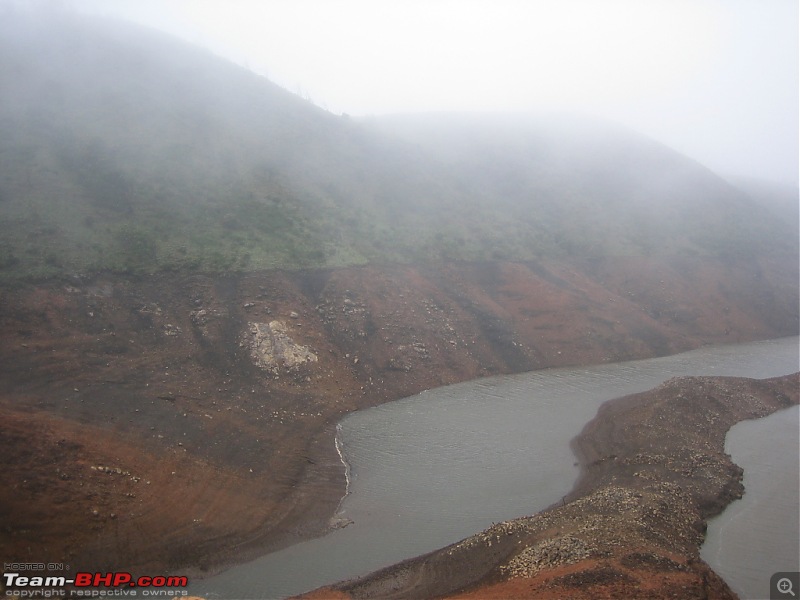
[0,10,796,279]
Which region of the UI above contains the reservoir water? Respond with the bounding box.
[191,337,799,600]
[702,404,800,599]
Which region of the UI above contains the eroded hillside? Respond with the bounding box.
[0,255,796,574]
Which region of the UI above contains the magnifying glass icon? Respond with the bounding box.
[778,577,796,597]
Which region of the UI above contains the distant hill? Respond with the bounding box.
[727,177,799,225]
[365,113,798,259]
[0,9,796,279]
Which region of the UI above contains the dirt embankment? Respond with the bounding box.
[310,373,798,600]
[0,255,796,577]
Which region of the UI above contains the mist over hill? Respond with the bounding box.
[0,9,796,279]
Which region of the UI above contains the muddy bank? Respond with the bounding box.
[308,373,798,599]
[0,256,796,577]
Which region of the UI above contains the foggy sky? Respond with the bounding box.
[73,0,798,186]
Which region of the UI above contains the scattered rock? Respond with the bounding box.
[329,516,354,530]
[189,309,208,326]
[501,535,595,578]
[163,323,181,336]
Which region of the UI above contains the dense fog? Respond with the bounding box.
[60,0,800,188]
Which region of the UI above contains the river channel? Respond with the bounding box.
[702,404,800,599]
[191,336,799,599]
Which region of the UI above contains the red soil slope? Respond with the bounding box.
[0,255,796,577]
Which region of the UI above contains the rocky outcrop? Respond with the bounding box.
[242,320,318,375]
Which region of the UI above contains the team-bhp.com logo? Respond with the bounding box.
[3,570,189,597]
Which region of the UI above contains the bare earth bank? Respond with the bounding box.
[0,256,796,579]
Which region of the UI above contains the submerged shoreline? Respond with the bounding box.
[179,419,348,582]
[331,423,354,529]
[302,372,799,599]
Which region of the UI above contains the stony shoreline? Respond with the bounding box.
[303,372,798,599]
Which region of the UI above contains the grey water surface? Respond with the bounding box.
[702,404,800,600]
[191,336,799,600]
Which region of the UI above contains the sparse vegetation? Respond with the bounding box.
[0,12,796,282]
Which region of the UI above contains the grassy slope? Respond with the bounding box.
[0,10,796,280]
